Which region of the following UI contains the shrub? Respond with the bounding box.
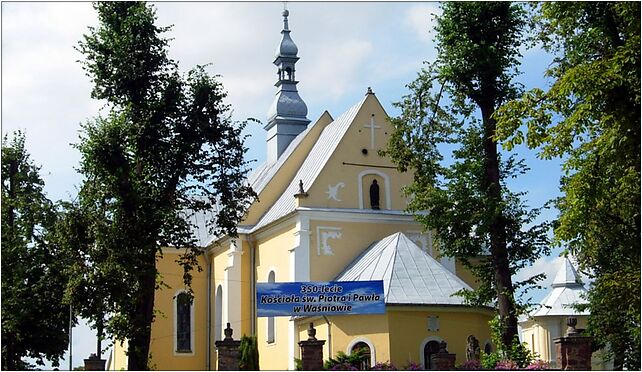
[402,361,422,370]
[525,359,549,370]
[329,362,359,371]
[371,361,397,370]
[239,335,259,370]
[480,351,502,370]
[495,360,519,370]
[458,359,481,370]
[324,349,369,370]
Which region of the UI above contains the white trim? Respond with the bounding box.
[173,289,195,356]
[225,239,242,332]
[252,216,298,242]
[298,208,416,224]
[346,337,377,367]
[289,216,311,370]
[357,169,392,210]
[419,336,444,369]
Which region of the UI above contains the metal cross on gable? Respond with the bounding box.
[363,114,380,149]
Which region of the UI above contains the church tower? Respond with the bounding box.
[265,9,310,162]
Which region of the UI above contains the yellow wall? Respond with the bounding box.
[254,223,297,370]
[309,219,424,281]
[302,95,414,212]
[294,307,492,369]
[387,307,493,367]
[107,340,128,371]
[149,249,208,370]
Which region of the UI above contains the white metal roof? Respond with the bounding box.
[528,257,589,318]
[334,232,473,306]
[249,96,367,232]
[247,116,318,195]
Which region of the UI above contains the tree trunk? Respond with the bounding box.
[480,105,519,349]
[4,334,16,371]
[127,250,157,370]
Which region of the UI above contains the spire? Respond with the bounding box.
[551,256,583,288]
[265,8,310,163]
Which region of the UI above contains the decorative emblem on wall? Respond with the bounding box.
[326,182,346,201]
[316,226,343,256]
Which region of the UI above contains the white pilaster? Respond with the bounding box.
[224,239,243,332]
[289,216,311,369]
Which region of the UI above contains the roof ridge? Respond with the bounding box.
[250,95,369,232]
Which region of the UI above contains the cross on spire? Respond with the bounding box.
[364,114,380,149]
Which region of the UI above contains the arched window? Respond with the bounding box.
[423,340,440,369]
[267,271,276,343]
[215,285,223,341]
[175,291,193,353]
[351,342,372,370]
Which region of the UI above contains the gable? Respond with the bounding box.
[301,93,414,212]
[242,110,333,226]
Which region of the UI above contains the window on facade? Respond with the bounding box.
[424,340,440,369]
[267,271,276,344]
[176,292,192,352]
[351,342,372,370]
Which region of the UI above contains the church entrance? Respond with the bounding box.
[423,340,440,370]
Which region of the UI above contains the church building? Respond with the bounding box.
[107,9,493,371]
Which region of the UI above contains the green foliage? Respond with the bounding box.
[481,317,533,369]
[384,2,550,350]
[480,351,502,370]
[1,131,72,369]
[239,335,259,370]
[294,357,303,371]
[324,348,368,370]
[495,3,640,370]
[63,2,255,369]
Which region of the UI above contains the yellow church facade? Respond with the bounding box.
[107,9,493,371]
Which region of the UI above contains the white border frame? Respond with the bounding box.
[419,336,444,368]
[357,169,391,210]
[173,289,195,356]
[346,337,377,367]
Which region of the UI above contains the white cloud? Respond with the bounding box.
[404,3,441,44]
[301,39,374,100]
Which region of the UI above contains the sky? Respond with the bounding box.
[2,2,581,369]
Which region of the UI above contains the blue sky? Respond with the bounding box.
[2,2,578,368]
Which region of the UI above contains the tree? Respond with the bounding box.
[1,131,71,369]
[238,335,259,370]
[66,3,255,369]
[384,2,550,350]
[495,3,640,369]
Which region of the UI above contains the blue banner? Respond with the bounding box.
[256,280,385,317]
